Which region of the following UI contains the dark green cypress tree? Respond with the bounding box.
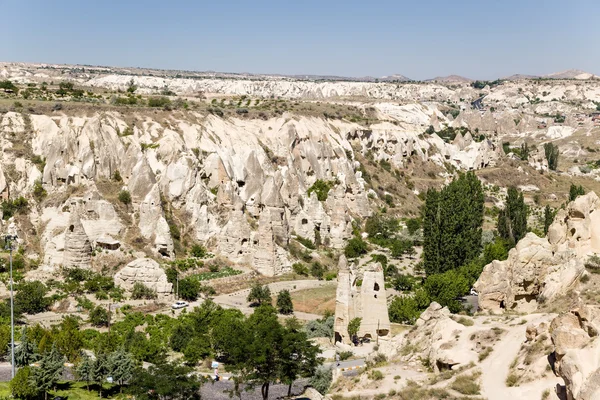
[423,188,441,275]
[569,184,585,202]
[498,186,528,247]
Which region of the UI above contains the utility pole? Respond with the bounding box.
[5,234,17,379]
[176,272,179,300]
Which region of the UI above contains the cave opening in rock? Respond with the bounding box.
[68,225,74,232]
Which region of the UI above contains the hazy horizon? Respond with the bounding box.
[2,0,599,80]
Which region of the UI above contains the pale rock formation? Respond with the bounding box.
[334,256,390,344]
[475,192,600,313]
[404,302,478,372]
[550,302,600,400]
[62,211,92,268]
[138,184,174,258]
[114,258,172,294]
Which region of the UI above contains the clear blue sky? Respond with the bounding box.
[2,0,598,80]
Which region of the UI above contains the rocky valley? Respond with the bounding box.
[1,61,600,399]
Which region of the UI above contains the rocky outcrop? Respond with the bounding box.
[550,302,600,400]
[334,256,390,344]
[475,192,599,313]
[114,258,172,294]
[62,211,92,268]
[403,302,478,372]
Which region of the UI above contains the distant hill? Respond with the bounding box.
[503,74,540,80]
[426,75,473,83]
[379,74,413,82]
[543,69,599,80]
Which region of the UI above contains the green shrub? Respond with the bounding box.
[307,179,337,201]
[118,190,132,205]
[309,366,332,395]
[89,306,109,327]
[147,96,172,108]
[189,244,208,258]
[451,374,481,394]
[344,237,368,259]
[368,369,384,381]
[131,282,157,300]
[292,262,309,276]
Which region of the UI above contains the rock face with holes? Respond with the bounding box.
[403,302,478,372]
[550,302,600,400]
[62,211,92,268]
[334,256,390,344]
[114,258,172,294]
[474,192,599,313]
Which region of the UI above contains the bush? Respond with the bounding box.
[32,180,47,202]
[118,190,132,205]
[89,306,109,327]
[309,366,332,395]
[292,262,309,276]
[339,351,353,361]
[15,280,50,314]
[131,282,157,300]
[310,262,326,280]
[10,366,38,399]
[1,196,29,220]
[304,315,334,338]
[344,237,368,259]
[406,218,421,235]
[307,179,337,201]
[147,96,172,108]
[506,373,519,387]
[247,283,271,306]
[178,278,201,301]
[189,244,207,258]
[368,369,384,381]
[451,374,480,394]
[276,289,294,315]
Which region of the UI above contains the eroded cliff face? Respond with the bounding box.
[475,192,600,313]
[0,108,504,275]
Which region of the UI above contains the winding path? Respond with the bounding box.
[480,314,562,400]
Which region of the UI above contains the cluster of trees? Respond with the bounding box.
[7,301,322,400]
[246,284,294,314]
[569,183,585,202]
[423,172,484,275]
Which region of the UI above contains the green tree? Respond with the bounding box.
[544,143,559,171]
[247,283,272,306]
[15,327,39,367]
[424,270,470,313]
[347,317,362,340]
[54,315,84,362]
[483,237,509,265]
[406,218,422,235]
[108,347,135,392]
[31,344,64,400]
[15,280,51,314]
[127,361,203,400]
[76,353,94,390]
[543,205,555,235]
[497,186,528,247]
[388,289,430,325]
[344,237,368,259]
[178,278,201,301]
[92,353,110,397]
[279,318,321,397]
[307,179,336,201]
[10,366,38,399]
[89,306,109,327]
[423,172,484,275]
[118,190,132,205]
[276,289,294,315]
[569,184,585,202]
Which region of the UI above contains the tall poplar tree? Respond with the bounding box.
[497,186,528,247]
[423,172,484,275]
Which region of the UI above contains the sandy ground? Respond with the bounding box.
[480,313,563,400]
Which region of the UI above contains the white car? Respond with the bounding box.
[469,288,478,296]
[172,300,189,309]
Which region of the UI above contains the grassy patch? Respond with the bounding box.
[451,373,481,395]
[290,284,336,315]
[189,267,242,281]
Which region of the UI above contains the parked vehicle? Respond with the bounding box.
[470,288,478,296]
[172,300,189,309]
